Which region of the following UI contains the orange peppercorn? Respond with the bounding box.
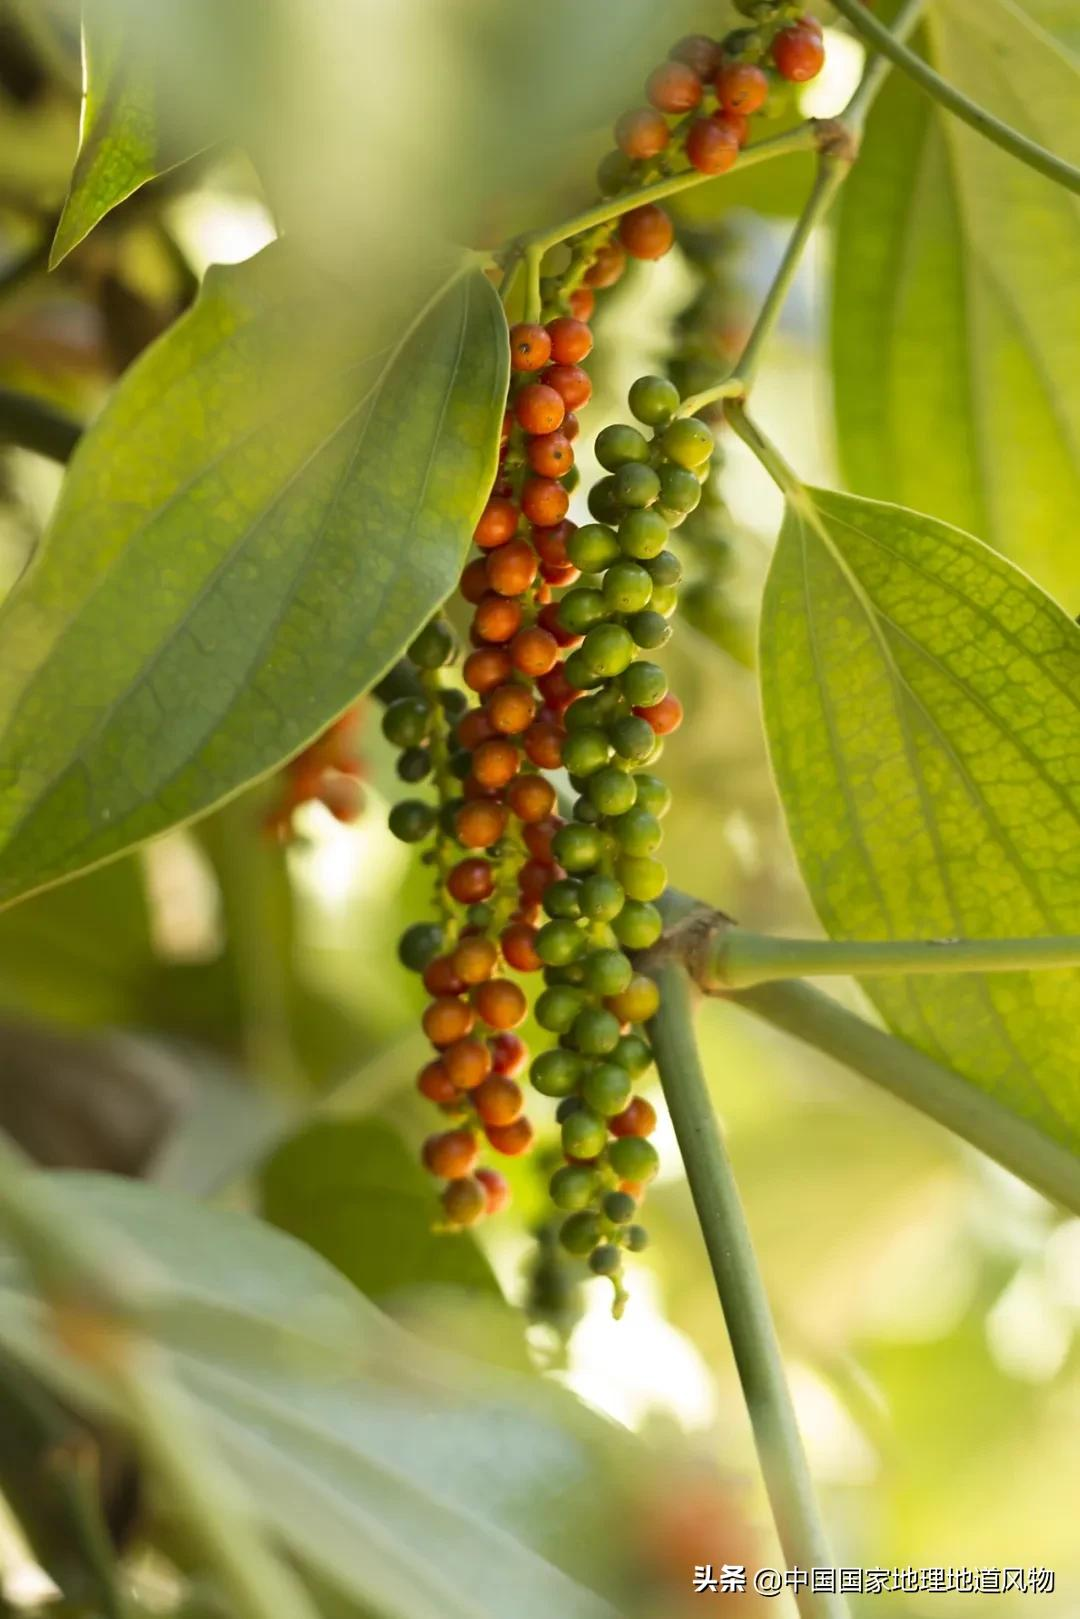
[422,996,475,1048]
[526,432,574,478]
[619,204,675,261]
[546,316,593,365]
[463,648,512,697]
[473,977,527,1030]
[486,538,539,596]
[422,1127,479,1178]
[447,858,496,905]
[515,382,565,435]
[473,496,518,549]
[568,287,595,321]
[423,955,465,996]
[610,1097,657,1138]
[686,116,740,174]
[542,364,592,412]
[455,798,507,849]
[501,921,542,973]
[484,1116,535,1157]
[489,1030,528,1076]
[511,626,560,678]
[485,682,537,736]
[715,62,769,114]
[614,107,670,160]
[647,60,703,113]
[472,593,523,643]
[474,1075,525,1128]
[471,737,520,790]
[451,933,498,985]
[506,773,556,823]
[417,1059,457,1103]
[520,477,569,527]
[584,241,627,290]
[508,321,552,372]
[442,1036,492,1091]
[459,556,490,604]
[475,1165,511,1214]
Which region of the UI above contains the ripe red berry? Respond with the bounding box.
[536,600,582,649]
[523,817,561,863]
[619,204,675,261]
[501,921,542,973]
[515,382,565,435]
[486,683,537,736]
[546,316,594,365]
[472,593,522,644]
[486,538,539,597]
[447,858,496,905]
[519,856,560,901]
[568,288,595,321]
[442,1036,492,1091]
[508,321,552,372]
[422,1127,478,1178]
[484,1116,535,1157]
[772,22,825,83]
[716,109,749,148]
[489,1030,528,1077]
[473,496,518,550]
[614,106,670,160]
[520,478,569,529]
[423,955,465,997]
[526,432,574,478]
[584,242,627,290]
[532,521,573,568]
[536,663,580,714]
[417,1059,457,1104]
[610,1097,657,1138]
[455,798,507,849]
[463,647,512,696]
[451,933,498,985]
[635,692,684,734]
[472,737,520,790]
[646,60,703,113]
[522,719,565,770]
[542,364,592,411]
[473,977,527,1031]
[474,1074,525,1128]
[459,557,489,604]
[506,772,556,824]
[511,625,560,678]
[422,997,475,1048]
[669,33,722,80]
[475,1165,511,1215]
[715,62,769,115]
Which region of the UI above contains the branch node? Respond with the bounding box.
[811,117,860,165]
[644,904,733,990]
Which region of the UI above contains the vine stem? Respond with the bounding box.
[648,962,849,1619]
[0,387,82,464]
[830,0,1080,195]
[709,926,1080,990]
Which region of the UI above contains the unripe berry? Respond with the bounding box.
[550,1164,598,1211]
[612,805,662,857]
[604,1190,637,1224]
[614,1034,653,1077]
[603,560,653,614]
[621,660,667,708]
[586,765,638,818]
[531,1046,584,1097]
[567,522,621,573]
[382,696,431,748]
[606,973,661,1025]
[582,948,634,999]
[551,822,605,872]
[570,1006,622,1057]
[398,921,444,971]
[581,623,635,678]
[616,854,668,903]
[595,423,651,472]
[408,617,455,668]
[607,1133,659,1182]
[561,1107,608,1160]
[579,873,625,922]
[589,1243,622,1277]
[660,415,714,469]
[628,374,680,426]
[536,918,588,966]
[583,1061,633,1117]
[535,984,585,1033]
[560,1210,602,1255]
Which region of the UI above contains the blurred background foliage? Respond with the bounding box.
[0,2,1077,1616]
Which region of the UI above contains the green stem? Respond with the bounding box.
[842,0,926,131]
[731,978,1080,1216]
[724,401,807,501]
[0,388,82,464]
[648,963,849,1619]
[830,0,1080,194]
[519,124,818,259]
[712,926,1080,989]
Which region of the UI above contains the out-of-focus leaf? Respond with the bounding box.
[760,487,1080,1152]
[0,245,507,911]
[832,2,1080,605]
[261,1119,501,1305]
[0,1174,618,1619]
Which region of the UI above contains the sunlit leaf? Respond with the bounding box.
[760,487,1080,1151]
[0,245,507,911]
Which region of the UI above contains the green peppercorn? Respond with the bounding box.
[581,623,635,678]
[616,854,668,902]
[603,560,653,614]
[588,474,624,524]
[570,1006,622,1056]
[603,1190,637,1224]
[612,899,664,950]
[448,747,473,780]
[561,728,611,777]
[582,948,634,998]
[387,799,435,842]
[550,1165,598,1211]
[621,1224,650,1252]
[650,583,679,617]
[572,795,604,825]
[396,745,432,783]
[626,609,672,649]
[658,462,703,514]
[609,715,656,762]
[531,1047,584,1097]
[633,773,672,818]
[439,687,468,718]
[583,1062,634,1117]
[614,1034,653,1076]
[582,765,634,818]
[560,1210,603,1255]
[407,617,456,668]
[397,921,444,971]
[645,549,683,587]
[613,463,661,509]
[565,689,620,732]
[536,918,588,966]
[628,375,680,426]
[466,902,493,929]
[607,1135,660,1182]
[579,873,626,921]
[558,586,609,635]
[610,972,661,1022]
[612,804,662,856]
[595,423,651,470]
[621,662,667,708]
[381,696,431,747]
[556,1094,585,1122]
[618,509,669,560]
[661,415,713,469]
[589,1243,623,1276]
[597,148,634,195]
[552,822,606,873]
[567,524,621,573]
[535,985,586,1033]
[542,877,584,919]
[563,648,600,690]
[562,1108,609,1160]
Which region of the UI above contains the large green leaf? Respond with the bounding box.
[832,1,1080,607]
[0,1174,617,1619]
[759,487,1080,1151]
[0,246,507,911]
[261,1119,502,1305]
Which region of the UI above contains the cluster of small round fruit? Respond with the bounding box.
[264,707,365,841]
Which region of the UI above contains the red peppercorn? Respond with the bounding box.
[584,242,627,290]
[646,60,703,113]
[542,364,592,411]
[523,818,561,863]
[473,977,527,1031]
[422,1127,478,1177]
[669,33,722,79]
[459,556,489,604]
[546,316,593,365]
[473,496,518,550]
[520,476,570,527]
[536,600,582,649]
[715,62,769,115]
[474,1074,525,1127]
[526,431,574,478]
[716,109,749,147]
[501,921,542,973]
[489,1030,528,1077]
[417,1059,457,1104]
[511,626,560,678]
[619,203,675,261]
[686,117,740,175]
[508,321,552,372]
[475,1165,511,1214]
[447,857,495,905]
[522,719,565,769]
[485,683,537,736]
[442,1036,492,1091]
[455,798,507,849]
[472,593,522,644]
[463,648,512,696]
[614,106,670,160]
[423,955,465,997]
[422,997,475,1048]
[532,521,574,568]
[635,692,684,734]
[772,22,825,83]
[610,1097,657,1138]
[486,538,539,596]
[536,663,580,714]
[568,287,595,321]
[506,773,556,824]
[540,562,579,589]
[515,382,566,435]
[485,1116,535,1157]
